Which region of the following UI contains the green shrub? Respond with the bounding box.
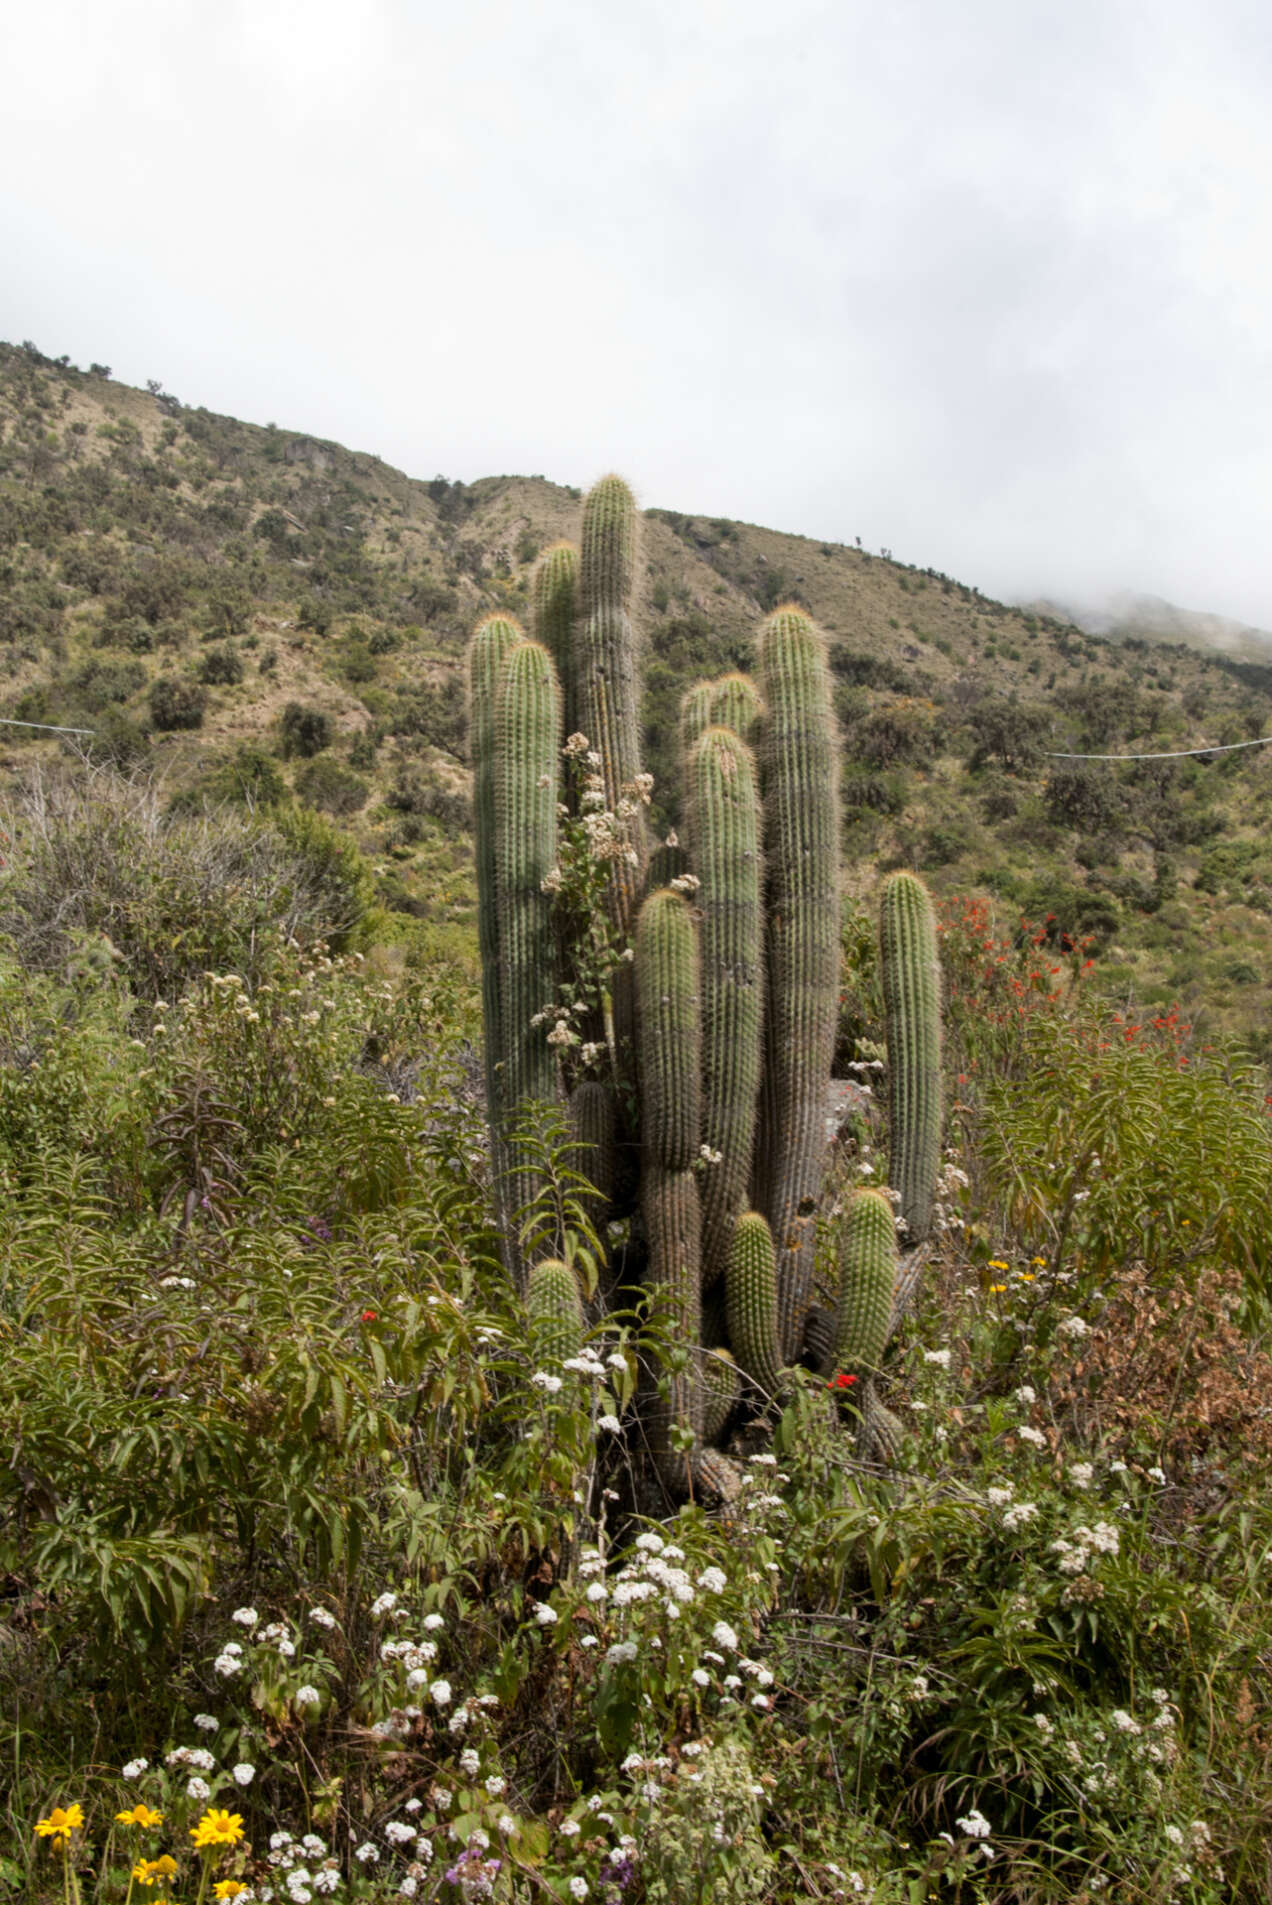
[0,763,371,997]
[278,700,334,758]
[294,755,369,816]
[148,675,206,730]
[197,642,244,686]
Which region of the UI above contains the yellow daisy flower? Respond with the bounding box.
[116,1804,164,1828]
[190,1808,245,1850]
[133,1854,179,1887]
[36,1804,84,1848]
[215,1883,251,1901]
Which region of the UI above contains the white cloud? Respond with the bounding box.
[4,0,1272,622]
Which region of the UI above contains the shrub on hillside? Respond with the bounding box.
[294,755,370,816]
[197,642,244,686]
[279,700,334,758]
[0,764,371,998]
[148,674,206,731]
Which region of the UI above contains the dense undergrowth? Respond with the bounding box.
[3,781,1272,1904]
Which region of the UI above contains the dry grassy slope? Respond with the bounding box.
[4,342,1272,1045]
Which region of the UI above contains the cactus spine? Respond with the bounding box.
[880,872,942,1245]
[756,607,841,1361]
[688,726,764,1289]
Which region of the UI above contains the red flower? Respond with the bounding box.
[828,1371,857,1390]
[360,1309,378,1323]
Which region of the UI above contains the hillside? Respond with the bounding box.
[1034,589,1272,664]
[5,338,1272,1047]
[8,345,1272,1902]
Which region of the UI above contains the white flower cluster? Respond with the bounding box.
[1049,1521,1120,1576]
[562,1354,608,1380]
[167,1745,216,1773]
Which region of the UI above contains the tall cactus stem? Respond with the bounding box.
[880,871,943,1245]
[494,639,563,1285]
[634,888,701,1173]
[577,475,647,934]
[469,613,522,1261]
[687,725,764,1289]
[531,541,579,747]
[756,606,840,1361]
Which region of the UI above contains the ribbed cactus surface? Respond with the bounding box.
[470,614,523,1266]
[833,1187,898,1380]
[580,472,637,617]
[681,672,763,757]
[880,871,942,1244]
[531,541,579,745]
[708,672,763,745]
[688,725,764,1289]
[527,1257,584,1365]
[578,475,645,931]
[470,615,522,1111]
[635,888,701,1173]
[568,1079,616,1236]
[725,1210,783,1399]
[643,1163,703,1492]
[702,1349,742,1442]
[494,639,562,1281]
[679,679,717,760]
[756,607,840,1361]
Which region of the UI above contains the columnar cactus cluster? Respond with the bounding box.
[469,474,944,1496]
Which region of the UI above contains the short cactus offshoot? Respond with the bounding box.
[469,475,944,1497]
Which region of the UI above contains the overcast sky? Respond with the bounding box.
[4,0,1272,626]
